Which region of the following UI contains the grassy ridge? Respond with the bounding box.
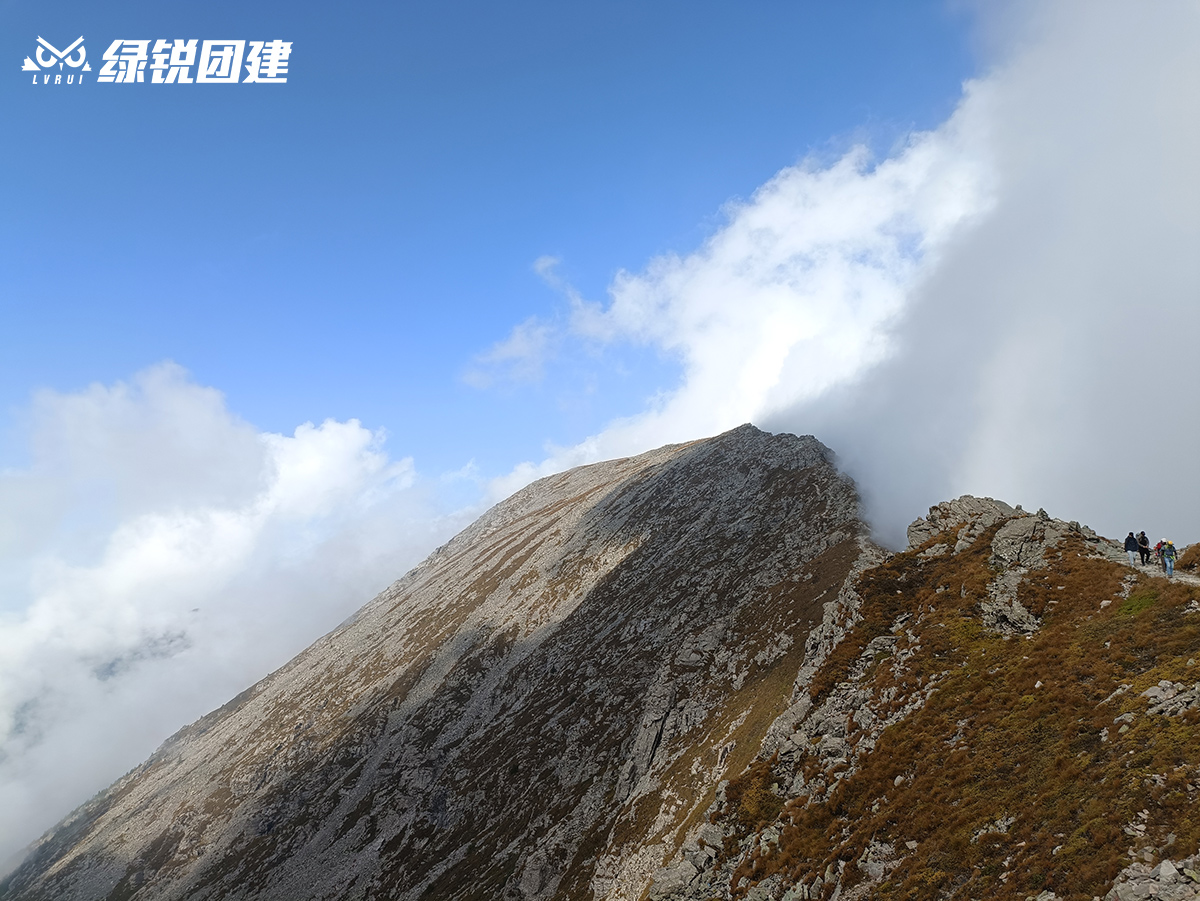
[718,525,1200,901]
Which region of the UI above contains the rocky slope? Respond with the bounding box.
[4,431,1199,901]
[647,497,1200,901]
[0,426,875,901]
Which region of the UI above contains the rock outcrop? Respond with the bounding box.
[1106,854,1200,901]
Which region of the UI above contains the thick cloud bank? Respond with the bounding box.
[498,0,1200,546]
[0,365,462,866]
[778,1,1200,545]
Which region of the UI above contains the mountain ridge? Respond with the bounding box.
[2,426,1198,901]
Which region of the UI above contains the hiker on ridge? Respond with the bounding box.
[1164,541,1178,579]
[1125,532,1139,566]
[1138,531,1151,565]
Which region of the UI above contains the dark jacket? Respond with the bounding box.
[1125,534,1139,551]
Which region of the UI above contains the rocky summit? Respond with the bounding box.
[3,427,1199,901]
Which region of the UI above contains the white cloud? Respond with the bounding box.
[572,115,992,448]
[0,364,466,865]
[463,315,559,387]
[482,89,994,490]
[495,0,1200,547]
[463,256,584,389]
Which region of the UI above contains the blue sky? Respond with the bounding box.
[2,0,973,475]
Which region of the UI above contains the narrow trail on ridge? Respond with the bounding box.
[1090,536,1200,586]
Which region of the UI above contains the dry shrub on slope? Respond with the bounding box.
[1177,544,1200,571]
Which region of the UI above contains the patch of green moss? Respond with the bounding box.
[1119,589,1157,617]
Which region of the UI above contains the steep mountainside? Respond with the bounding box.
[1,426,876,901]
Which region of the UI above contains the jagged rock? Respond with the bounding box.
[906,495,1015,552]
[990,515,1070,569]
[1146,682,1200,716]
[647,860,698,900]
[744,875,783,900]
[855,839,898,881]
[1106,854,1200,901]
[980,580,1042,633]
[972,814,1017,843]
[906,492,1080,630]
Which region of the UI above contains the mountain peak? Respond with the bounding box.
[2,427,872,901]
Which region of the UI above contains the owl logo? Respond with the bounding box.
[22,36,91,72]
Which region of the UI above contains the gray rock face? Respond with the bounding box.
[907,496,1091,634]
[981,513,1072,634]
[1107,854,1200,901]
[0,425,872,901]
[905,496,1015,552]
[1144,681,1200,716]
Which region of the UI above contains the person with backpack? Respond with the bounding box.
[1138,531,1151,565]
[1164,541,1178,578]
[1125,532,1140,566]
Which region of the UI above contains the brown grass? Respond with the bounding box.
[1177,544,1200,571]
[712,527,1200,901]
